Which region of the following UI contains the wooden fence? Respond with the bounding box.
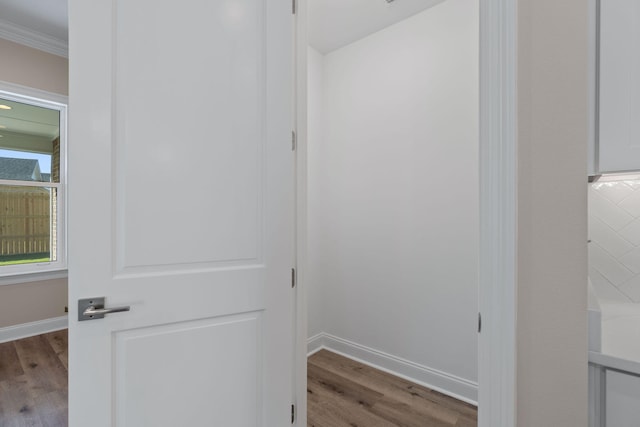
[0,186,51,258]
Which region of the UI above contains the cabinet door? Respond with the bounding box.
[599,0,640,172]
[606,370,640,427]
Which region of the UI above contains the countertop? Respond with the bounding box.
[589,301,640,376]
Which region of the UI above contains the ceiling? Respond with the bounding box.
[0,0,446,56]
[0,0,67,42]
[0,99,60,139]
[309,0,446,53]
[0,0,442,144]
[0,98,59,155]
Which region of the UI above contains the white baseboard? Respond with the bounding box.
[0,316,68,343]
[307,332,326,356]
[307,332,478,405]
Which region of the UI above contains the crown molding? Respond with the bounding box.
[0,18,68,58]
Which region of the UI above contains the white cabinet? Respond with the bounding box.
[598,0,640,173]
[606,370,640,427]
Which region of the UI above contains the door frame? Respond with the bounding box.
[293,0,518,425]
[477,0,517,425]
[294,0,309,423]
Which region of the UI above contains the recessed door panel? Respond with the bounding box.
[114,0,265,271]
[114,313,261,427]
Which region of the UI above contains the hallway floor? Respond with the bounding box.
[308,350,477,427]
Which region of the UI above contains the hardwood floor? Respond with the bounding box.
[0,330,68,427]
[308,350,477,427]
[1,333,476,427]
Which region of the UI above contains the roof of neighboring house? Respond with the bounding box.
[41,173,51,182]
[0,157,44,181]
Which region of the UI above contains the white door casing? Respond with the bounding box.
[68,0,294,426]
[478,0,517,425]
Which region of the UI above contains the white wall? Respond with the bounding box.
[307,46,326,339]
[307,0,479,401]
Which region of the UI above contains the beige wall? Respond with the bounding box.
[0,38,68,95]
[517,0,589,425]
[0,278,67,328]
[0,38,68,328]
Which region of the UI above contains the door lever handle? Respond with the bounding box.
[83,305,130,316]
[78,297,130,321]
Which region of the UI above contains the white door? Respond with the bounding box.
[67,1,294,426]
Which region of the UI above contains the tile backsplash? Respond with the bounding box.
[589,178,640,302]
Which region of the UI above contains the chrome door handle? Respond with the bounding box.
[83,305,130,316]
[78,297,130,321]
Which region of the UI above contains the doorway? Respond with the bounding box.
[302,0,480,425]
[0,1,584,425]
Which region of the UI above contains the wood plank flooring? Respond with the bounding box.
[0,332,476,427]
[0,330,68,427]
[307,350,477,427]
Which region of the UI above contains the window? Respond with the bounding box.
[0,87,67,278]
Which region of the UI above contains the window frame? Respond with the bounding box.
[0,81,68,283]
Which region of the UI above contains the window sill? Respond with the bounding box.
[0,269,68,286]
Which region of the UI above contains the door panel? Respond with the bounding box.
[114,0,264,271]
[114,312,261,427]
[68,0,294,425]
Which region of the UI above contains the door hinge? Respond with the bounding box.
[291,404,295,423]
[292,0,296,14]
[291,268,296,288]
[292,130,297,151]
[478,312,482,333]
